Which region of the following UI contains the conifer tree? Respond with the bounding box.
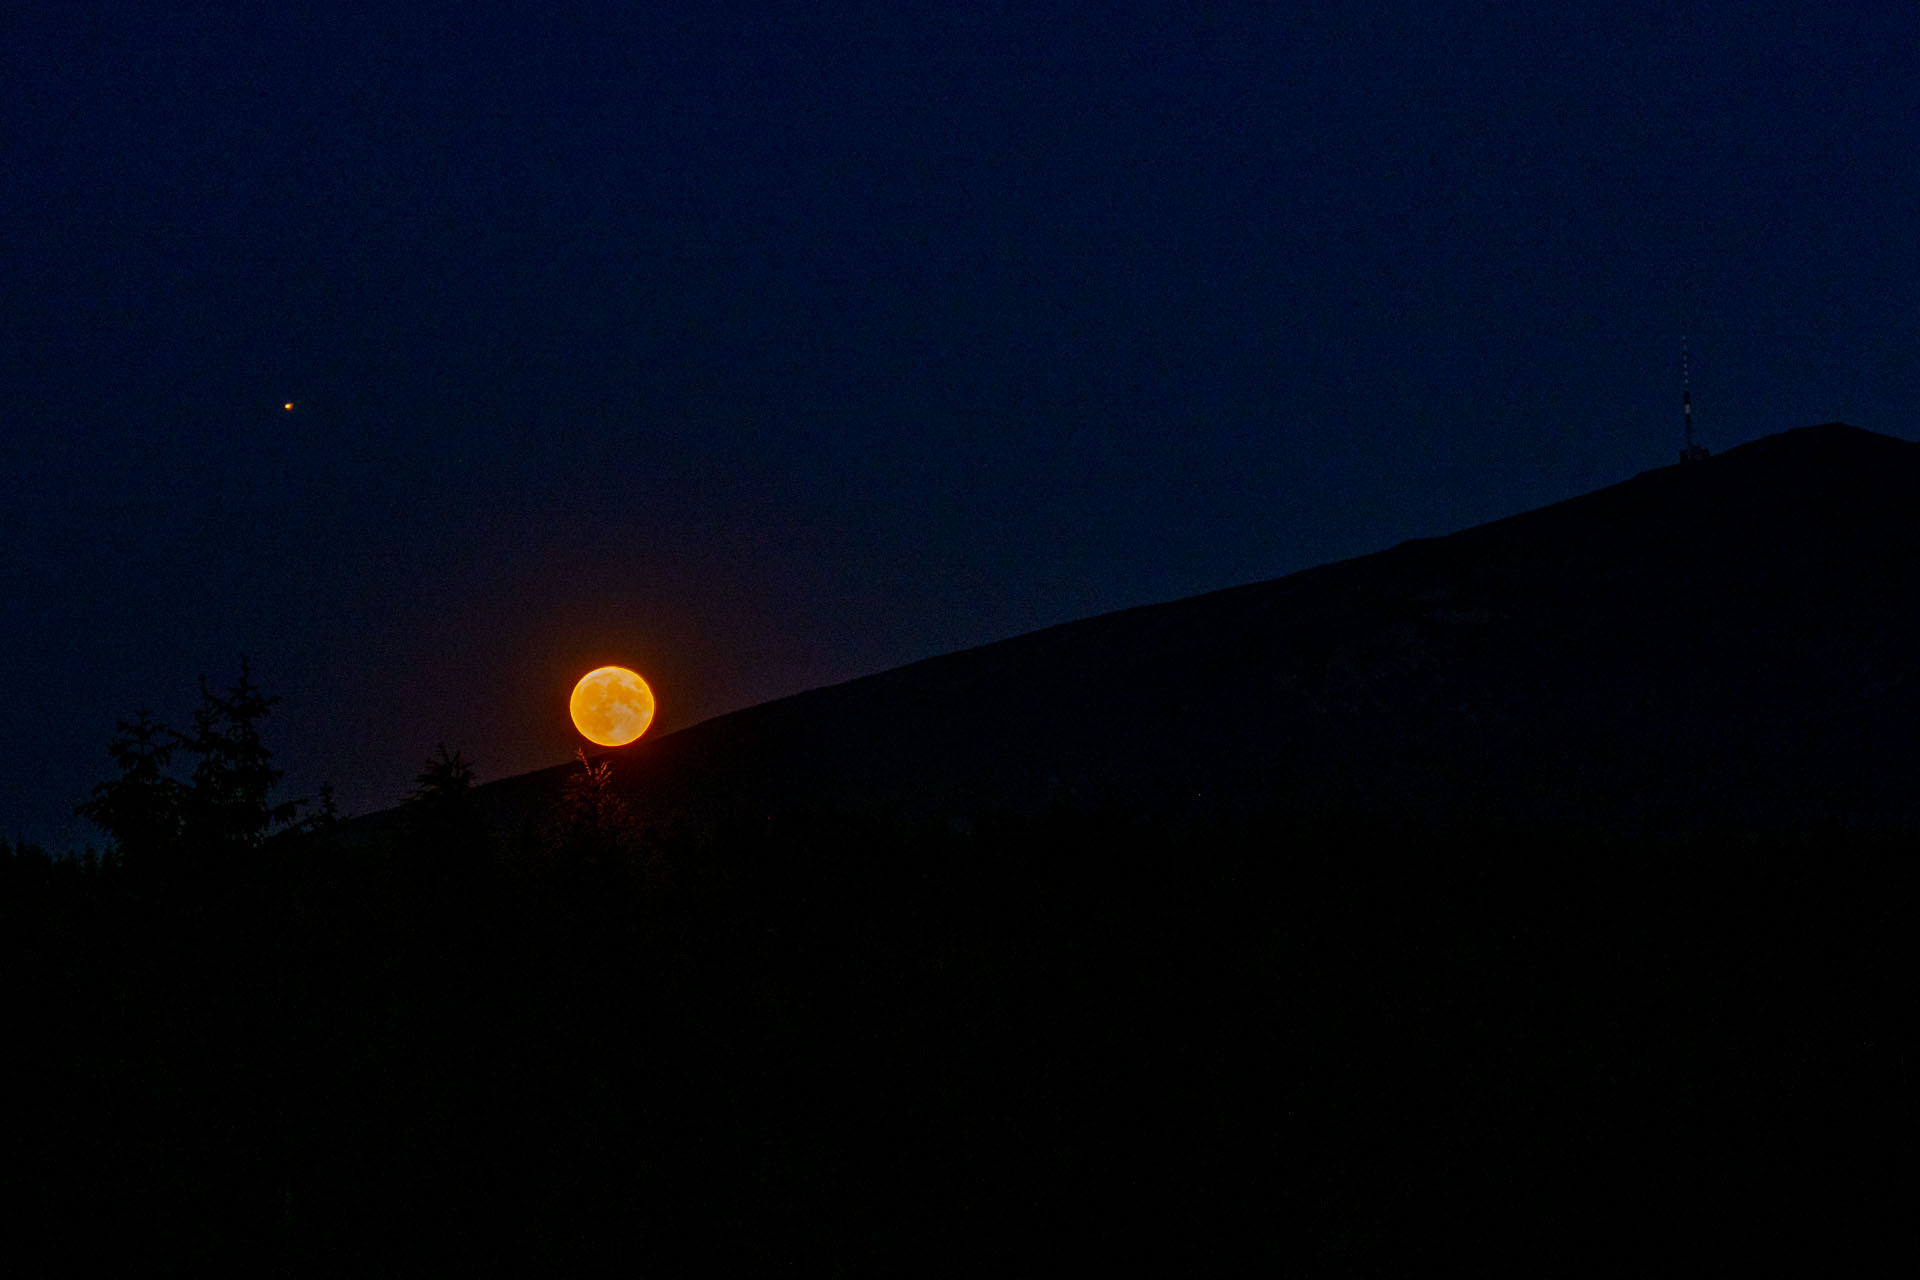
[405,744,476,812]
[402,744,486,868]
[75,707,184,863]
[79,659,302,864]
[177,657,301,851]
[547,748,637,868]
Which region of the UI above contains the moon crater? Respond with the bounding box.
[569,666,655,747]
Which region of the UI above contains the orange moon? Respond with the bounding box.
[569,666,655,747]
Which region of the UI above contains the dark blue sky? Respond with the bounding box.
[6,1,1917,848]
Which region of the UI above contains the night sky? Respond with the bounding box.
[6,1,1917,850]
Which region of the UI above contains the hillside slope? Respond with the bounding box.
[466,422,1920,837]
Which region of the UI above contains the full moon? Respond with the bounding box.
[569,666,656,747]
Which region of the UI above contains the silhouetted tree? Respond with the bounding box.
[545,748,638,869]
[401,745,488,870]
[404,744,475,811]
[2,835,56,880]
[78,660,301,867]
[75,707,184,864]
[176,658,301,853]
[311,780,343,831]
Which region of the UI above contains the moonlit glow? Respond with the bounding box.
[569,665,655,747]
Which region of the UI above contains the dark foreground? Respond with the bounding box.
[4,810,1909,1270]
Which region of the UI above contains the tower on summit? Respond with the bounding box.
[1679,337,1709,464]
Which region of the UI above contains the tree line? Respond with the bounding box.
[5,660,1910,1271]
[55,658,638,876]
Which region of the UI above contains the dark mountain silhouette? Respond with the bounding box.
[449,421,1920,838]
[14,425,1909,1271]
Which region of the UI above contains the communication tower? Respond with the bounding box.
[1679,337,1709,463]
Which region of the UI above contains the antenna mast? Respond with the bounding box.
[1679,336,1709,463]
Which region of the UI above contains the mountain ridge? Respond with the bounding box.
[432,422,1920,839]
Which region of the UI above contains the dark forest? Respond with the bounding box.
[5,700,1908,1269]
